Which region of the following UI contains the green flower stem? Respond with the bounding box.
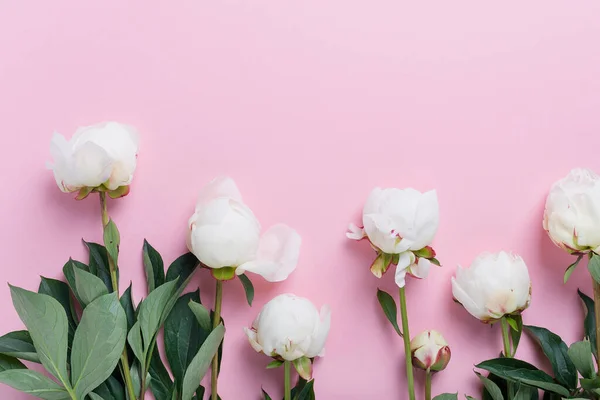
[284,360,292,400]
[399,287,415,400]
[594,280,600,376]
[211,280,223,400]
[425,369,432,400]
[99,192,137,400]
[501,317,512,358]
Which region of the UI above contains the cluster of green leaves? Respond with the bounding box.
[262,378,316,400]
[475,290,599,400]
[0,219,224,400]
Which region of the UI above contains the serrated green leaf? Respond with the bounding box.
[266,360,283,369]
[138,280,178,350]
[9,285,70,385]
[0,354,25,372]
[70,293,127,399]
[0,331,39,363]
[432,394,458,400]
[568,340,595,379]
[165,291,209,386]
[376,288,402,336]
[238,274,254,306]
[73,267,109,306]
[578,289,597,359]
[524,325,577,389]
[103,219,120,266]
[181,324,225,400]
[564,254,584,283]
[143,240,165,293]
[0,369,70,399]
[475,372,503,400]
[84,242,113,293]
[189,300,212,332]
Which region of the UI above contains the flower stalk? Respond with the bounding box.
[211,280,224,400]
[425,370,432,400]
[399,287,415,400]
[284,360,292,400]
[99,192,137,400]
[594,279,600,376]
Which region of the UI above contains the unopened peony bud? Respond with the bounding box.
[410,330,451,372]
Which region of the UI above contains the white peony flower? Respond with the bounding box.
[452,251,531,322]
[410,330,451,372]
[245,294,331,363]
[48,122,139,199]
[544,168,600,254]
[187,177,301,282]
[347,187,440,287]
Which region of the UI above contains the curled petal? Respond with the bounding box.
[237,224,301,282]
[244,327,263,353]
[196,176,243,210]
[394,252,415,288]
[306,304,331,358]
[346,223,366,240]
[408,257,431,279]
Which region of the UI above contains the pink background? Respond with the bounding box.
[1,1,600,398]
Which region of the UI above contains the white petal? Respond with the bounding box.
[346,223,366,240]
[196,176,243,210]
[409,257,431,279]
[451,276,486,320]
[410,190,440,250]
[72,141,113,188]
[236,224,301,282]
[395,266,407,288]
[244,327,263,353]
[306,304,331,358]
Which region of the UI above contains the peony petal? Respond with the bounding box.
[395,266,407,288]
[72,141,113,188]
[196,176,243,210]
[451,276,486,320]
[410,190,440,250]
[236,224,301,282]
[408,257,431,279]
[346,223,366,240]
[244,327,263,353]
[306,304,331,358]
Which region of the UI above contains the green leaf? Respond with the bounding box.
[590,253,600,284]
[70,293,127,399]
[476,357,569,396]
[578,289,597,358]
[293,357,312,381]
[73,267,109,306]
[93,376,125,400]
[103,219,120,266]
[262,388,273,400]
[513,385,537,400]
[432,394,458,400]
[568,340,595,379]
[120,283,136,331]
[564,254,584,283]
[143,240,165,293]
[482,373,507,400]
[0,354,25,372]
[238,274,254,306]
[181,324,225,400]
[63,258,92,305]
[189,300,212,332]
[294,378,315,400]
[266,360,283,369]
[139,279,178,351]
[430,257,441,266]
[89,393,105,400]
[376,288,402,336]
[130,363,142,398]
[194,385,205,400]
[165,253,199,293]
[38,277,78,336]
[524,325,577,389]
[465,397,477,400]
[9,285,69,385]
[84,242,113,293]
[127,322,145,364]
[165,291,209,386]
[0,330,39,363]
[149,347,174,400]
[0,369,70,399]
[509,315,523,355]
[475,372,504,400]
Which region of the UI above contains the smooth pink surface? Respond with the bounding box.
[1,1,600,398]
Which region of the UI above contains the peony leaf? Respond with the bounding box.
[578,289,597,359]
[0,330,39,363]
[143,239,165,293]
[564,254,584,284]
[568,340,595,379]
[189,300,212,332]
[73,267,108,306]
[432,394,458,400]
[0,369,70,400]
[475,372,503,400]
[266,360,283,369]
[292,356,312,381]
[0,354,26,372]
[103,219,120,267]
[376,288,402,336]
[83,242,113,293]
[238,274,254,306]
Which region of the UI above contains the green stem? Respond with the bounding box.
[425,369,432,400]
[501,317,512,358]
[594,280,600,376]
[211,280,223,400]
[284,360,291,400]
[99,192,137,400]
[399,287,415,400]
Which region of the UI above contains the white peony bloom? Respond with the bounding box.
[544,168,600,254]
[347,187,440,287]
[245,294,331,363]
[452,251,531,322]
[187,177,301,282]
[48,122,139,198]
[410,330,451,372]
